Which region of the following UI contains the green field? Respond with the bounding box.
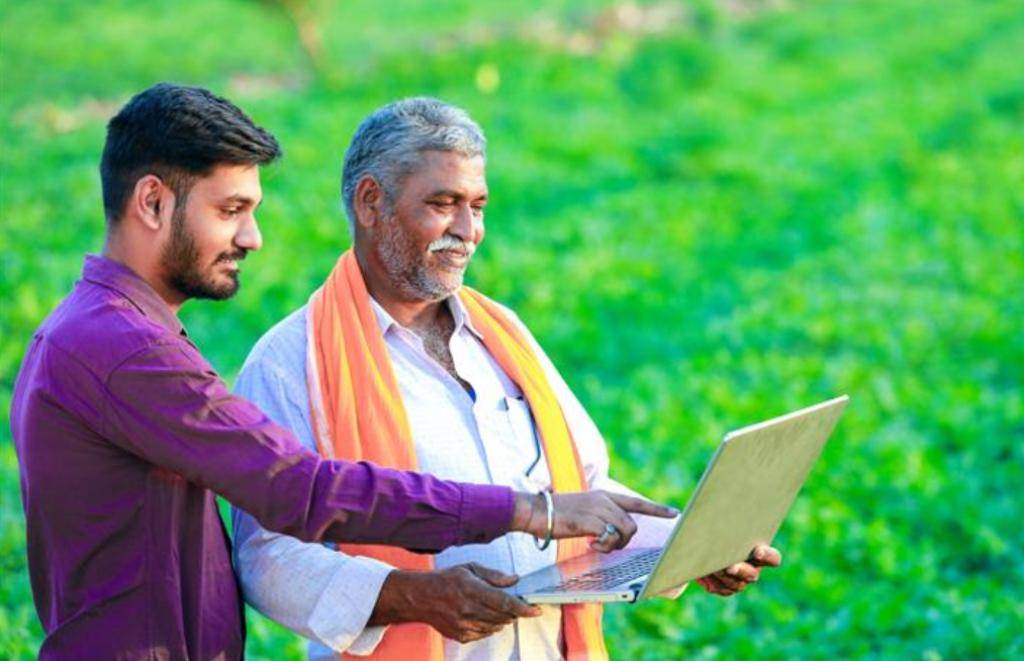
[2,0,1022,658]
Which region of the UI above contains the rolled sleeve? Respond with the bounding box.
[309,556,393,654]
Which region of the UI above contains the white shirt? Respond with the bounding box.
[232,295,673,660]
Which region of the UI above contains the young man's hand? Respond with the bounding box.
[512,490,678,552]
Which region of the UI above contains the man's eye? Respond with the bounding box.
[223,208,241,216]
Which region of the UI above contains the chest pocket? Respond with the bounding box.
[504,396,552,492]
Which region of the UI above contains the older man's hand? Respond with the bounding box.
[369,563,540,643]
[696,545,782,596]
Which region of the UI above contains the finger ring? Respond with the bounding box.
[596,523,620,545]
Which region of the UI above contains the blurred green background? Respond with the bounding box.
[2,0,1022,658]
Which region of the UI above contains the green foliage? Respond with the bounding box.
[1,0,1021,658]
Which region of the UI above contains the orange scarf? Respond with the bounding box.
[306,249,607,660]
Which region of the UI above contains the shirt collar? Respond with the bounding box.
[368,291,484,341]
[449,293,485,340]
[81,254,186,336]
[367,296,398,335]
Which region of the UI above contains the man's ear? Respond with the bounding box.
[353,176,385,230]
[128,175,174,231]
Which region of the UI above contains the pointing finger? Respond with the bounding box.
[606,493,679,518]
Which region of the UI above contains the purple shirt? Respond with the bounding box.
[10,255,514,660]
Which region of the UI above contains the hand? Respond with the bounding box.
[369,563,541,643]
[512,490,678,552]
[696,545,782,597]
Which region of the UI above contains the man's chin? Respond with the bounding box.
[430,273,464,298]
[404,276,461,302]
[205,284,240,301]
[206,274,241,300]
[170,274,240,302]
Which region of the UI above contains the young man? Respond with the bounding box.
[10,84,675,660]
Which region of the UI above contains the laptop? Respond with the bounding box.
[508,395,849,604]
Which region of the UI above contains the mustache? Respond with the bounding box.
[214,250,248,265]
[428,234,474,255]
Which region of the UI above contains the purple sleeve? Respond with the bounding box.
[100,339,514,549]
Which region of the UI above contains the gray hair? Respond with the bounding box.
[341,97,487,227]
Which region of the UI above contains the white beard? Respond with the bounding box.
[375,217,465,302]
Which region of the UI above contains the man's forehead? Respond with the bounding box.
[194,163,262,198]
[406,150,486,189]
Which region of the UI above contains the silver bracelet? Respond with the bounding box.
[533,490,554,551]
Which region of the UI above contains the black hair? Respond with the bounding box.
[100,82,282,223]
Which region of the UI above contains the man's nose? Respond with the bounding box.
[235,214,263,252]
[450,203,475,241]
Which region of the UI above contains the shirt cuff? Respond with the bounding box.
[307,555,395,654]
[347,624,389,657]
[458,483,515,545]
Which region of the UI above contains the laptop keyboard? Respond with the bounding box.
[539,548,661,592]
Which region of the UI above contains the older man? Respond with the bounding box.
[231,98,780,659]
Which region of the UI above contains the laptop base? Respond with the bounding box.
[509,547,658,605]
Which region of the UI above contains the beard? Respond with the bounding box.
[161,205,245,301]
[375,216,470,302]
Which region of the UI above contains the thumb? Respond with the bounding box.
[467,562,519,587]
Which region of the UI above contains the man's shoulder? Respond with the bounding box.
[35,280,177,378]
[492,300,522,324]
[238,305,309,384]
[476,294,536,340]
[462,289,527,327]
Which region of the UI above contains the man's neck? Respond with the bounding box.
[102,236,186,314]
[375,291,447,333]
[354,246,448,332]
[352,245,472,392]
